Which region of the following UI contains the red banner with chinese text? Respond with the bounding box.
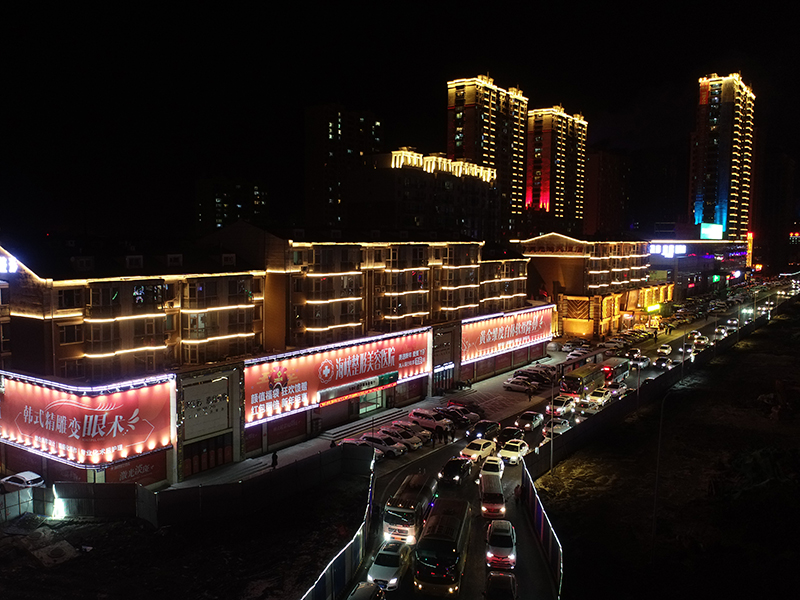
[461,307,553,362]
[0,379,172,466]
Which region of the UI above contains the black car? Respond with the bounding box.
[437,456,473,486]
[496,426,524,447]
[434,406,470,427]
[465,420,501,441]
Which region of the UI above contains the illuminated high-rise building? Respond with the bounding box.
[447,75,528,240]
[689,73,755,241]
[525,106,587,236]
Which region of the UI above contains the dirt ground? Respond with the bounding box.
[536,301,800,599]
[0,475,370,600]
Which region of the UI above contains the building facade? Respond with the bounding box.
[447,75,528,240]
[689,73,756,241]
[0,235,547,488]
[525,106,588,237]
[518,233,672,338]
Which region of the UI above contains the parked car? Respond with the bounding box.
[497,439,531,465]
[442,404,480,424]
[479,456,505,479]
[391,420,432,444]
[485,519,517,569]
[503,378,538,393]
[657,344,673,356]
[359,434,408,458]
[338,439,385,461]
[466,420,501,441]
[434,406,470,428]
[0,471,45,493]
[460,438,496,462]
[408,408,453,434]
[367,540,411,591]
[546,395,576,417]
[438,456,474,486]
[377,426,423,451]
[514,411,544,431]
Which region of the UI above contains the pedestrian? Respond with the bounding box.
[431,432,436,448]
[330,439,337,448]
[271,451,278,470]
[438,428,445,444]
[527,388,533,402]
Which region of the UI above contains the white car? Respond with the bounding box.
[587,388,611,405]
[378,426,423,451]
[606,381,628,398]
[497,439,531,465]
[408,408,454,434]
[359,434,408,458]
[479,456,505,479]
[503,378,538,393]
[460,439,496,462]
[485,519,517,569]
[630,355,651,369]
[546,395,576,416]
[574,399,603,416]
[598,341,624,349]
[0,471,45,493]
[543,418,572,436]
[657,344,672,356]
[367,540,411,591]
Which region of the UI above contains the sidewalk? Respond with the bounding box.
[168,356,561,490]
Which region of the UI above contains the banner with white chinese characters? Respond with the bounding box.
[245,331,430,423]
[461,306,553,362]
[0,379,172,466]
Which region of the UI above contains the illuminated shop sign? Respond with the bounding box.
[700,223,723,240]
[244,332,429,424]
[318,372,398,407]
[0,378,172,466]
[649,244,687,258]
[461,306,553,364]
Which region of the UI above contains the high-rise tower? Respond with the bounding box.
[689,73,755,241]
[525,106,588,237]
[447,75,527,240]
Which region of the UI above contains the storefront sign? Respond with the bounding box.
[0,378,172,466]
[245,331,429,424]
[461,306,553,363]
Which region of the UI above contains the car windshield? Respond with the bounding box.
[488,532,513,548]
[384,508,415,526]
[374,552,401,567]
[466,441,484,451]
[483,461,501,473]
[504,441,521,451]
[443,461,465,476]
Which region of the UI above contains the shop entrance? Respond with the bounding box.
[182,432,234,479]
[358,389,382,416]
[433,365,454,394]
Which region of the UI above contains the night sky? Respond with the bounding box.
[2,7,796,239]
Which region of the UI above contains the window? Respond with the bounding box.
[58,289,84,309]
[59,324,84,345]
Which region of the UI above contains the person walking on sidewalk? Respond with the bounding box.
[527,388,533,402]
[271,451,278,470]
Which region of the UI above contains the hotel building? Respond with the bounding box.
[525,106,588,237]
[447,75,528,239]
[689,73,756,241]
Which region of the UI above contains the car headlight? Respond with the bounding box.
[500,506,506,513]
[407,535,415,545]
[389,578,398,586]
[384,531,391,541]
[508,553,516,561]
[438,472,443,479]
[486,551,494,558]
[481,506,487,512]
[368,574,374,583]
[453,475,460,481]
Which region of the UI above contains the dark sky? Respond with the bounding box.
[2,7,796,239]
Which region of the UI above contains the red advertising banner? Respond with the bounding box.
[0,379,172,466]
[461,306,553,363]
[245,331,430,423]
[104,450,167,486]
